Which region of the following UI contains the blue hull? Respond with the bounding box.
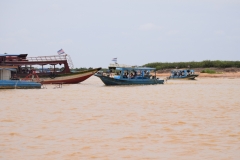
[95,75,164,86]
[0,80,41,89]
[169,74,198,80]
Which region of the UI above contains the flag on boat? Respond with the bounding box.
[112,58,117,62]
[57,49,65,55]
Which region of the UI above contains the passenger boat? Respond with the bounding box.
[0,53,101,84]
[95,64,164,85]
[168,69,198,80]
[0,66,41,89]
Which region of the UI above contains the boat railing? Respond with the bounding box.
[27,55,67,62]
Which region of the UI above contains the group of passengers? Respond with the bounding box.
[122,70,150,79]
[106,69,152,79]
[173,70,185,77]
[122,71,135,78]
[172,70,193,77]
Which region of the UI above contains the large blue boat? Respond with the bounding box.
[0,67,41,89]
[0,80,41,89]
[168,69,198,80]
[95,65,164,85]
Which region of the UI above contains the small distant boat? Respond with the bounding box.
[168,69,198,80]
[95,64,164,85]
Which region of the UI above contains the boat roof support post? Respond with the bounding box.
[119,69,123,78]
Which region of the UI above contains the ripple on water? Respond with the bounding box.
[0,77,240,159]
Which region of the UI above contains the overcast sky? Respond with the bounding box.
[0,0,240,68]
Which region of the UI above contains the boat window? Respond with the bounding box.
[116,71,121,75]
[122,71,128,78]
[137,70,140,76]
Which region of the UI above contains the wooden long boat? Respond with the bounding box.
[41,67,101,84]
[0,53,101,84]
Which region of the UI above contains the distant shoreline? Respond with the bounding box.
[144,60,240,70]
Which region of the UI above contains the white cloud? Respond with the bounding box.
[47,39,73,46]
[51,4,62,11]
[59,39,73,45]
[139,23,161,31]
[0,37,17,48]
[0,29,35,47]
[214,30,225,35]
[9,29,30,37]
[166,30,179,36]
[47,41,57,45]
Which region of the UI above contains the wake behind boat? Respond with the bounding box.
[95,64,164,85]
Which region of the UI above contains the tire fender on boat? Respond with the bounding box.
[49,72,56,79]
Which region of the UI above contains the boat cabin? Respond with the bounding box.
[0,69,11,80]
[104,66,157,80]
[0,54,28,62]
[0,53,71,77]
[170,69,195,77]
[0,66,18,80]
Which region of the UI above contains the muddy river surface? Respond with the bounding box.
[0,77,240,159]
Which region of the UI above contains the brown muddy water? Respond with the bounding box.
[0,77,240,160]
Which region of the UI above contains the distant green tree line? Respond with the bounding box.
[72,67,93,71]
[144,60,240,70]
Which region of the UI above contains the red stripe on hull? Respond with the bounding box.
[42,74,94,84]
[42,68,101,84]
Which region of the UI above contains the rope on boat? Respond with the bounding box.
[15,80,19,89]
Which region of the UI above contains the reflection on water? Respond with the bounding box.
[0,77,240,159]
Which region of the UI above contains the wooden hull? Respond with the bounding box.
[0,80,41,89]
[95,74,164,86]
[42,68,101,84]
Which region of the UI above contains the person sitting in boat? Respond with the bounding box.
[179,71,182,77]
[109,69,112,77]
[146,70,150,75]
[137,71,141,76]
[133,71,137,78]
[128,73,132,79]
[123,72,127,78]
[130,72,135,79]
[106,69,111,77]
